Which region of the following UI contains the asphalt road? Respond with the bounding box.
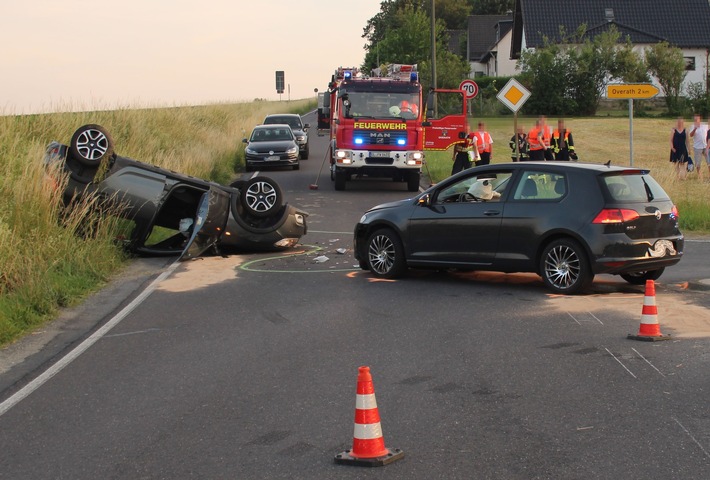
[1,112,709,479]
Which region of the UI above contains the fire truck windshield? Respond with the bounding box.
[344,91,420,120]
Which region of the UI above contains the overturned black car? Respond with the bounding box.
[45,124,308,259]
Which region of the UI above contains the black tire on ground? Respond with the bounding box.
[293,163,300,170]
[366,228,407,279]
[301,148,309,160]
[244,165,253,173]
[334,170,347,191]
[407,170,420,192]
[620,268,665,285]
[539,238,593,294]
[70,124,114,167]
[240,176,283,218]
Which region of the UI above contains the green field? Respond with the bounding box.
[1,104,707,346]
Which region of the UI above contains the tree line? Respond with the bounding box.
[361,0,708,116]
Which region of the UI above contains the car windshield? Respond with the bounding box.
[251,128,293,142]
[603,173,670,202]
[343,92,420,119]
[265,116,302,130]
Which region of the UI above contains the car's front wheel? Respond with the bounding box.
[366,228,406,279]
[540,238,592,294]
[240,176,283,218]
[70,124,114,167]
[620,268,665,285]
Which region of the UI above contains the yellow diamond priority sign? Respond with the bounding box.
[497,79,531,112]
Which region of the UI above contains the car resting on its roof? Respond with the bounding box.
[45,124,308,260]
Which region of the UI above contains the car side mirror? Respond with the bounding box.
[303,123,310,129]
[242,138,248,143]
[418,193,431,207]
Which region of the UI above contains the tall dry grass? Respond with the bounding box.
[0,99,314,345]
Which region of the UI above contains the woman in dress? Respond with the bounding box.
[670,117,690,179]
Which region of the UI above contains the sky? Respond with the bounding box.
[0,0,382,115]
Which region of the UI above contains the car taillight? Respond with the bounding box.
[592,208,640,224]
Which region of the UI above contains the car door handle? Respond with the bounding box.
[483,210,501,216]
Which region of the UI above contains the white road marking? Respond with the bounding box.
[631,347,666,377]
[605,347,637,378]
[0,261,180,418]
[673,417,710,459]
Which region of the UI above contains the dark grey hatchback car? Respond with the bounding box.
[354,162,684,294]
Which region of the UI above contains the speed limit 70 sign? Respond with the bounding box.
[459,79,479,99]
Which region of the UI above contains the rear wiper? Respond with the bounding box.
[641,177,654,201]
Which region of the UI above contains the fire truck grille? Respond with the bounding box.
[354,130,408,146]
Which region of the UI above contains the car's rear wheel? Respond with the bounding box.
[366,228,406,279]
[70,124,114,167]
[540,238,592,294]
[620,268,665,285]
[240,176,283,218]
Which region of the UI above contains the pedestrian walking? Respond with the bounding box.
[471,122,493,166]
[551,119,577,160]
[670,117,690,180]
[689,114,708,181]
[509,126,528,161]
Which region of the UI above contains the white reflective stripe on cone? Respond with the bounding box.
[353,422,384,440]
[355,393,377,409]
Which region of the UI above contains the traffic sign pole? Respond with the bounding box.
[606,84,659,166]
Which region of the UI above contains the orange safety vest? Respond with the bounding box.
[528,126,543,150]
[541,125,552,147]
[471,131,492,153]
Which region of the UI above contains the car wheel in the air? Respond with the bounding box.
[540,238,592,294]
[366,228,407,279]
[70,124,114,167]
[620,268,665,285]
[240,176,283,218]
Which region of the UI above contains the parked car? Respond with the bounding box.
[354,162,684,294]
[243,124,300,171]
[45,124,308,260]
[263,113,310,159]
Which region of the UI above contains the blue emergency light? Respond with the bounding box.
[410,72,418,82]
[354,137,364,145]
[344,70,352,79]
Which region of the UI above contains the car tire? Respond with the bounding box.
[301,148,309,160]
[293,163,300,170]
[334,170,346,191]
[70,124,114,167]
[245,165,253,173]
[240,176,283,218]
[620,268,665,285]
[540,238,592,294]
[366,228,407,279]
[407,171,420,192]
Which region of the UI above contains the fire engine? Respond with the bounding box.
[318,64,469,191]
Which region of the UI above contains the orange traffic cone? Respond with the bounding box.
[334,366,404,467]
[627,280,670,342]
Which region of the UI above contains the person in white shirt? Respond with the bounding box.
[689,114,708,181]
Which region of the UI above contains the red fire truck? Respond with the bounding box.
[318,64,468,191]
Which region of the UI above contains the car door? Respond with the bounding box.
[406,170,512,266]
[179,187,230,260]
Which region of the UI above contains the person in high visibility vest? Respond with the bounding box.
[471,122,493,166]
[540,115,554,160]
[509,126,529,161]
[528,119,546,161]
[551,119,577,160]
[451,125,479,175]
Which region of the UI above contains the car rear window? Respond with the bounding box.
[603,173,670,202]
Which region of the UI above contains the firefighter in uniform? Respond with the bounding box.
[551,119,577,160]
[540,115,554,160]
[528,119,546,161]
